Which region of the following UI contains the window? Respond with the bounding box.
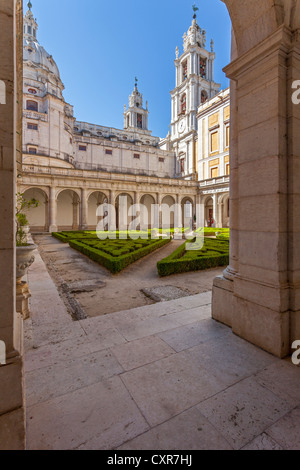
[79,145,87,151]
[182,61,188,81]
[26,100,38,112]
[28,147,37,155]
[27,123,38,131]
[180,158,185,174]
[226,164,230,176]
[199,57,207,78]
[105,149,113,155]
[211,167,218,178]
[28,26,32,35]
[225,125,230,149]
[137,114,143,129]
[134,154,140,159]
[180,94,186,115]
[201,90,208,104]
[159,157,165,163]
[210,131,219,153]
[33,29,36,38]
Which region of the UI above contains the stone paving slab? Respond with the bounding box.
[25,250,300,450]
[241,433,284,450]
[196,376,296,450]
[118,406,233,450]
[27,376,149,450]
[141,286,190,302]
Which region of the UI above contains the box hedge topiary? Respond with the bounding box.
[157,238,229,277]
[69,237,171,274]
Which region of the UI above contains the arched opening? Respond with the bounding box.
[161,195,175,229]
[87,191,108,229]
[201,90,208,104]
[140,194,156,230]
[57,189,80,231]
[23,188,48,232]
[219,194,230,228]
[181,197,194,230]
[26,99,38,111]
[180,93,186,115]
[204,197,214,227]
[115,193,133,230]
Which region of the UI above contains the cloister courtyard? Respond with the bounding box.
[1,0,300,452]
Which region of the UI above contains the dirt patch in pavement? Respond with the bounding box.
[33,235,224,318]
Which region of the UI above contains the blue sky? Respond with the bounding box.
[25,0,231,138]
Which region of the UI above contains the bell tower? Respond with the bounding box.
[23,1,38,41]
[169,6,220,178]
[124,78,149,131]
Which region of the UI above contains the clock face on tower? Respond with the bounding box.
[178,118,186,134]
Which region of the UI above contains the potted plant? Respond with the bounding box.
[16,192,39,283]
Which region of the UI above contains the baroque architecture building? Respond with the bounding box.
[19,4,230,232]
[2,0,300,451]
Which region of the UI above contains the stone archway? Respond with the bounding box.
[23,187,49,232]
[87,191,108,229]
[57,189,80,231]
[115,193,134,230]
[161,195,176,229]
[203,196,214,227]
[140,194,156,229]
[181,197,194,229]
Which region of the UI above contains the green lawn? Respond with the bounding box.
[157,237,229,277]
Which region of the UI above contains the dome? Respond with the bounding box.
[24,38,61,80]
[23,5,62,83]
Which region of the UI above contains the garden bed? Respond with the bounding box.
[67,237,171,274]
[157,237,229,277]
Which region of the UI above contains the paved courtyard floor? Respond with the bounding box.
[24,246,300,450]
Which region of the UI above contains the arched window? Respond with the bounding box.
[180,94,186,115]
[182,61,188,81]
[201,90,208,104]
[26,100,38,112]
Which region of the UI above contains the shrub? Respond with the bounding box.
[69,237,171,274]
[157,238,229,277]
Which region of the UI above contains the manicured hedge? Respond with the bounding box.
[69,237,171,274]
[157,238,229,277]
[52,230,150,243]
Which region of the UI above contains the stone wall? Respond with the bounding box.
[0,0,25,450]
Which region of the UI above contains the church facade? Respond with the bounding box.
[19,4,230,232]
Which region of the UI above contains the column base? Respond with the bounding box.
[212,275,234,327]
[0,354,25,450]
[212,275,290,358]
[49,224,57,233]
[16,282,31,321]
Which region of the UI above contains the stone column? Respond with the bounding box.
[134,191,140,230]
[48,186,57,233]
[0,0,25,450]
[212,194,218,227]
[72,198,79,230]
[212,27,299,357]
[156,193,162,229]
[80,188,88,230]
[218,201,224,229]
